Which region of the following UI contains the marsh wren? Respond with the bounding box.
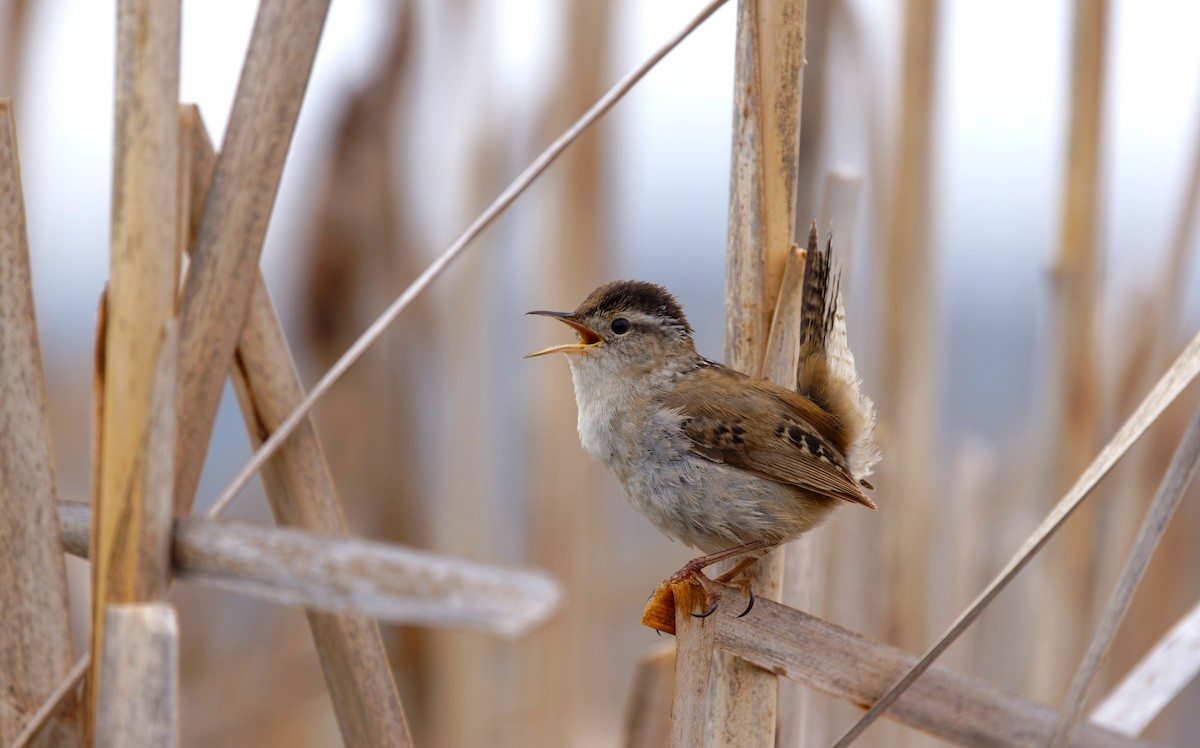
[528,233,879,614]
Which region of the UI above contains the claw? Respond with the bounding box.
[692,598,719,618]
[736,586,756,618]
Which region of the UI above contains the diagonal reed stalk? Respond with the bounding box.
[1048,403,1200,747]
[0,98,81,748]
[832,328,1200,746]
[1091,598,1200,736]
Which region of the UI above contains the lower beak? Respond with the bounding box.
[525,310,604,358]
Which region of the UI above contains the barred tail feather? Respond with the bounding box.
[797,228,880,482]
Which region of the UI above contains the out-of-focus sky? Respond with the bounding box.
[12,0,1200,471]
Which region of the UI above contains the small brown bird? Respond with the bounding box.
[527,234,879,615]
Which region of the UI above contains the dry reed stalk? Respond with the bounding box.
[94,604,179,746]
[671,584,718,748]
[90,1,180,733]
[173,0,331,514]
[0,99,81,747]
[674,585,1161,748]
[785,172,862,748]
[1091,598,1200,736]
[58,502,561,637]
[876,0,939,658]
[715,1,808,744]
[129,321,178,601]
[1034,0,1110,702]
[832,328,1200,745]
[1048,404,1200,747]
[624,642,676,748]
[762,242,813,748]
[178,103,414,746]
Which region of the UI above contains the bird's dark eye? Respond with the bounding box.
[611,318,630,335]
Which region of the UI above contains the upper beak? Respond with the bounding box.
[525,310,605,358]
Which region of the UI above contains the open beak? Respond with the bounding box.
[525,310,604,358]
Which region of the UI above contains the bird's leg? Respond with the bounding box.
[714,544,778,617]
[667,540,776,618]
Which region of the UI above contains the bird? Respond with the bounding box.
[526,231,879,616]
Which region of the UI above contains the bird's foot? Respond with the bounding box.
[667,563,723,618]
[668,558,757,619]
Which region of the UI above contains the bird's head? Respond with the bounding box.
[526,280,697,381]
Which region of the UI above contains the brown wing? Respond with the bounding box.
[660,364,876,509]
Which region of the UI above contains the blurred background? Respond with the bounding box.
[3,0,1200,745]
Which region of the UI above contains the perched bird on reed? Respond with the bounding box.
[527,230,879,615]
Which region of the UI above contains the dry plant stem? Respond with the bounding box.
[206,0,732,519]
[1035,0,1109,702]
[173,0,332,514]
[91,1,180,735]
[679,586,1160,748]
[761,242,810,745]
[624,642,676,748]
[714,0,808,744]
[879,0,939,658]
[1091,598,1200,736]
[58,502,561,637]
[1047,404,1200,747]
[831,327,1200,747]
[671,584,717,748]
[232,279,413,745]
[130,322,178,602]
[0,99,81,747]
[94,604,178,747]
[781,172,859,748]
[179,105,413,746]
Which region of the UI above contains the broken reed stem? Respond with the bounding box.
[671,584,717,748]
[1048,403,1200,747]
[762,242,811,747]
[58,502,561,638]
[94,604,179,747]
[205,0,733,518]
[832,327,1200,746]
[0,98,81,747]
